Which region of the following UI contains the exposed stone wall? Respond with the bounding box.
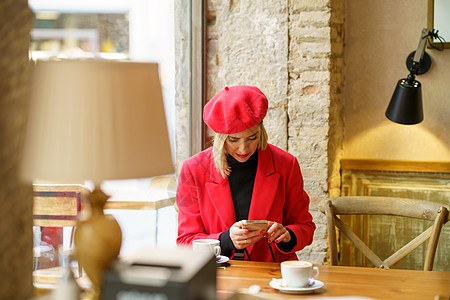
[174,0,191,172]
[202,0,345,264]
[287,0,330,264]
[0,0,34,298]
[206,0,289,150]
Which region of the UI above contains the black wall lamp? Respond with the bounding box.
[385,28,444,125]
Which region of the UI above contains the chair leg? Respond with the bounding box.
[33,256,39,271]
[325,200,338,265]
[424,206,448,271]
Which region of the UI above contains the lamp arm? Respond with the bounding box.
[411,28,430,68]
[405,28,430,83]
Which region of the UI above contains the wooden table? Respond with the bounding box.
[217,260,450,299]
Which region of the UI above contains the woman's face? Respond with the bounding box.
[225,125,260,163]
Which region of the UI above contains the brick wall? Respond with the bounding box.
[206,0,290,149]
[286,0,345,264]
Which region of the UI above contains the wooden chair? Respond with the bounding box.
[33,183,90,275]
[318,196,449,271]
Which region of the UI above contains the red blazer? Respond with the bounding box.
[176,144,315,262]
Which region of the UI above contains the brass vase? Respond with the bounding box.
[74,186,122,299]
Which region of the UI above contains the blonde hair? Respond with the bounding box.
[212,123,268,178]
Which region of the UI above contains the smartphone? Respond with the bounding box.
[241,220,268,232]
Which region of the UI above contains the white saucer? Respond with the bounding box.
[269,278,324,294]
[216,255,229,264]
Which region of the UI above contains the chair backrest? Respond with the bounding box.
[33,184,91,227]
[318,196,449,271]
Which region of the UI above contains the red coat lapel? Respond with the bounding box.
[206,159,236,229]
[248,147,280,220]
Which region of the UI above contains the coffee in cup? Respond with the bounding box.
[193,239,221,257]
[280,260,319,288]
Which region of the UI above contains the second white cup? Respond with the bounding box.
[193,239,221,257]
[281,260,319,288]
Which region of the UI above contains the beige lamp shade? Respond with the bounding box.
[20,60,174,183]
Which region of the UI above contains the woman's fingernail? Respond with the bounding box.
[244,229,249,233]
[260,231,264,234]
[275,239,279,243]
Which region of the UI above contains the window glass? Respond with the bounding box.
[31,12,129,60]
[29,1,131,60]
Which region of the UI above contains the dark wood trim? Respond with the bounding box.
[341,159,450,173]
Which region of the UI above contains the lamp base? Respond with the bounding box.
[406,51,431,75]
[74,186,122,300]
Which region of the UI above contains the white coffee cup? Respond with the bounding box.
[193,239,221,257]
[280,260,319,288]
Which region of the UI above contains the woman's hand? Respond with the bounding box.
[266,221,291,243]
[229,220,265,249]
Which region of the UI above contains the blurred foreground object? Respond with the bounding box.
[103,247,216,299]
[21,60,174,299]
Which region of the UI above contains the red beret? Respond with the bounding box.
[203,86,268,134]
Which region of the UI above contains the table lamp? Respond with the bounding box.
[20,60,174,299]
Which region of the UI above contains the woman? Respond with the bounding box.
[176,85,315,262]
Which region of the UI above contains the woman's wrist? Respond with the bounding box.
[276,228,297,252]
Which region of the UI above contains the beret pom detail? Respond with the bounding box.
[203,85,268,134]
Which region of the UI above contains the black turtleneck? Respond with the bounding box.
[227,151,258,221]
[219,151,258,258]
